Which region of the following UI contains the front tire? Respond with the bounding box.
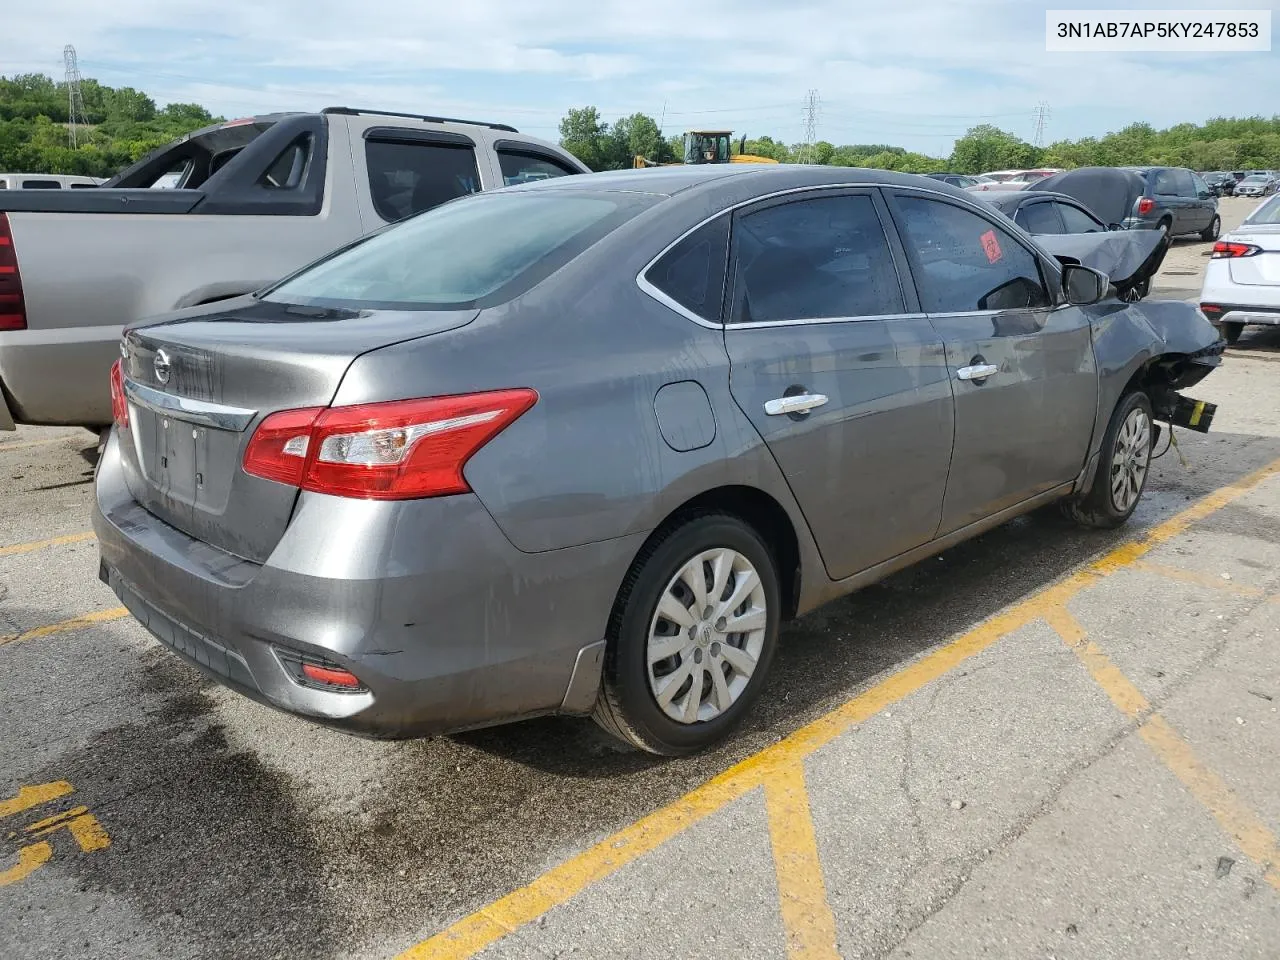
[593,513,781,756]
[1200,215,1221,242]
[1063,391,1154,529]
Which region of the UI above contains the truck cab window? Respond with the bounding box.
[365,139,482,222]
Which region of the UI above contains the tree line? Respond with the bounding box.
[5,71,1280,179]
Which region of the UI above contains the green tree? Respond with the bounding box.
[558,106,609,171]
[948,124,1041,174]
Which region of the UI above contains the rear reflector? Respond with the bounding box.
[243,389,538,500]
[301,663,362,688]
[109,359,128,429]
[1211,241,1261,259]
[0,213,27,331]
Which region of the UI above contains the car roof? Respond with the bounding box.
[978,190,1091,211]
[505,164,981,199]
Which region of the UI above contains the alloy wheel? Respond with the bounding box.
[1110,406,1152,513]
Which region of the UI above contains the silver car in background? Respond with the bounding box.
[94,166,1223,756]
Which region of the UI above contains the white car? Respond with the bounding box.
[1200,193,1280,344]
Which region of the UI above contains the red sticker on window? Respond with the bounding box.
[980,229,1002,263]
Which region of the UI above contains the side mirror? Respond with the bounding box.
[1062,263,1110,305]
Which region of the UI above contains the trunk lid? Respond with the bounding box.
[118,297,478,562]
[1226,227,1280,286]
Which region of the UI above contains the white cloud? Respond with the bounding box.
[3,0,1276,154]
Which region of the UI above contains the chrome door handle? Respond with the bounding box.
[764,393,829,416]
[956,364,999,381]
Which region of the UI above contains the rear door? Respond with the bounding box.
[723,188,954,580]
[1151,168,1188,234]
[884,189,1097,535]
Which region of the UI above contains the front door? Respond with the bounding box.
[885,189,1098,536]
[723,189,954,581]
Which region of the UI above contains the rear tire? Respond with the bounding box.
[1062,391,1154,529]
[592,513,781,756]
[1200,215,1221,242]
[1221,322,1244,345]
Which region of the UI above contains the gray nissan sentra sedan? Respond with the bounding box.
[93,165,1224,756]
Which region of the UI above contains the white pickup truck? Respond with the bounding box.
[0,107,589,432]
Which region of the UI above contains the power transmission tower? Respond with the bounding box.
[801,89,820,164]
[63,45,86,149]
[1032,101,1050,148]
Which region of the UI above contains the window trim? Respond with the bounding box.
[492,140,586,176]
[882,187,1061,316]
[1054,199,1106,233]
[637,184,930,329]
[364,126,476,148]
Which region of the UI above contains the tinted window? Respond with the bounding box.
[895,195,1050,313]
[1056,202,1103,232]
[21,180,61,189]
[498,150,578,186]
[69,182,96,188]
[1152,169,1179,195]
[1173,169,1196,196]
[265,191,655,311]
[731,194,905,324]
[1013,201,1063,234]
[365,139,482,222]
[647,217,729,322]
[1190,172,1210,196]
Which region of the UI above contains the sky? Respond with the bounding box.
[1,0,1276,157]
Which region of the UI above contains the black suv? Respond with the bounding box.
[1121,166,1220,241]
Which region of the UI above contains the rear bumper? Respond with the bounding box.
[1201,305,1280,327]
[93,430,643,737]
[0,324,120,427]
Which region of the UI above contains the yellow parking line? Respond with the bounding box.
[1130,560,1267,598]
[763,763,840,959]
[0,607,129,648]
[1047,605,1280,893]
[397,455,1280,960]
[0,531,96,558]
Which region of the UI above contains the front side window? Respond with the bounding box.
[731,194,905,324]
[894,195,1050,313]
[1057,202,1103,233]
[264,191,655,311]
[498,150,578,186]
[365,139,482,222]
[1013,201,1064,235]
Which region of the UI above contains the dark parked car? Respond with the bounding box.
[94,166,1224,756]
[977,189,1111,234]
[1121,166,1220,240]
[1202,172,1235,197]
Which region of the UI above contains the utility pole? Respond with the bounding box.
[1032,101,1050,149]
[801,89,820,164]
[63,44,86,149]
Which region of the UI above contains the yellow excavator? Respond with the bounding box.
[634,130,779,168]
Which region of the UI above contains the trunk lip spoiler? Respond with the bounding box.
[123,377,258,432]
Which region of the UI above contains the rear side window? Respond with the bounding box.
[497,150,578,186]
[264,191,656,311]
[1152,169,1179,195]
[365,139,482,222]
[22,180,61,189]
[646,217,730,322]
[893,195,1050,313]
[1013,201,1063,234]
[731,193,905,323]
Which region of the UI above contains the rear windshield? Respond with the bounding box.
[263,190,656,311]
[1244,195,1280,225]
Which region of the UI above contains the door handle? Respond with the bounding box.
[956,363,999,381]
[764,393,829,416]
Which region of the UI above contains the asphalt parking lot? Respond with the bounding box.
[3,195,1279,960]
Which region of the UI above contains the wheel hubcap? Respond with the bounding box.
[646,548,768,725]
[1110,407,1152,513]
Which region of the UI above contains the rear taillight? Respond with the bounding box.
[109,359,128,429]
[243,389,538,500]
[1137,198,1155,215]
[0,213,27,331]
[1211,241,1261,259]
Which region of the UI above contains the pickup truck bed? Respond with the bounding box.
[0,107,589,430]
